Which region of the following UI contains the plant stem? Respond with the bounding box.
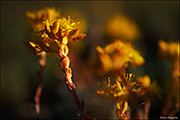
[34,51,46,117]
[58,49,93,120]
[144,99,151,119]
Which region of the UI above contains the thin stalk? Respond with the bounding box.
[58,44,93,120]
[34,51,46,117]
[144,99,151,119]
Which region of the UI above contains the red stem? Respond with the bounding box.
[34,52,46,117]
[59,57,93,120]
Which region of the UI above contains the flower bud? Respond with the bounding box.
[45,20,51,33]
[68,28,80,38]
[72,34,86,41]
[52,20,60,34]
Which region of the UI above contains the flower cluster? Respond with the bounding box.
[158,40,179,62]
[158,40,179,80]
[25,9,86,55]
[96,40,144,74]
[97,73,158,119]
[97,73,134,119]
[107,14,140,41]
[97,74,135,100]
[97,72,160,119]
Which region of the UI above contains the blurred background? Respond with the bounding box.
[1,1,179,119]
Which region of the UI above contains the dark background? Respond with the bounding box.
[1,1,179,119]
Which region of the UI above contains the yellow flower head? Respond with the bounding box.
[96,40,144,73]
[96,73,160,119]
[25,8,86,55]
[97,73,136,101]
[107,14,140,41]
[26,8,60,31]
[44,16,86,44]
[97,75,130,119]
[97,77,128,101]
[137,75,151,88]
[158,40,179,62]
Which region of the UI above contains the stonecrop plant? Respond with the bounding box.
[25,8,91,119]
[158,40,179,117]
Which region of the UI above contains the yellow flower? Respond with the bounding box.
[44,17,86,44]
[107,14,140,41]
[137,75,151,88]
[97,73,137,119]
[97,73,136,101]
[97,77,128,101]
[158,40,179,62]
[96,40,144,73]
[25,8,86,55]
[158,40,180,80]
